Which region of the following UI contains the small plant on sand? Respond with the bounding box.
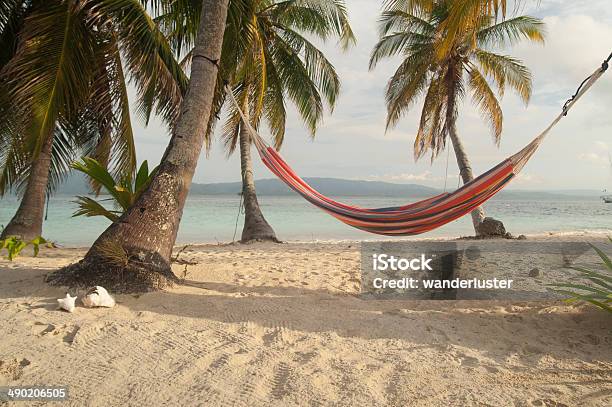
[550,237,612,313]
[0,235,53,261]
[71,158,157,222]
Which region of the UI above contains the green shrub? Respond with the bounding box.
[0,236,54,261]
[550,237,612,313]
[71,157,157,221]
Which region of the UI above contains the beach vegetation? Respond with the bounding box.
[71,157,158,222]
[0,235,54,261]
[550,238,612,313]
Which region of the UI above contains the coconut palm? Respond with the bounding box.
[144,0,354,242]
[384,0,522,59]
[214,0,354,242]
[49,0,230,291]
[0,0,186,240]
[369,0,544,235]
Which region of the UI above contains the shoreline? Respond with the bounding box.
[38,229,612,250]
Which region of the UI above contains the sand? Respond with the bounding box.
[1,233,611,406]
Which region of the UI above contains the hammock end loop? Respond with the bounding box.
[602,51,612,72]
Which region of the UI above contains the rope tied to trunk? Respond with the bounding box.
[563,52,611,116]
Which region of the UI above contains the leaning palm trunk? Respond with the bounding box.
[447,123,486,233]
[444,71,486,236]
[238,96,277,242]
[48,0,230,292]
[1,133,54,241]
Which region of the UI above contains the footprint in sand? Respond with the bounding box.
[531,399,569,407]
[0,358,31,380]
[35,322,80,344]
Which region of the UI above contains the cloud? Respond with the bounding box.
[512,173,545,186]
[578,152,610,166]
[594,141,610,151]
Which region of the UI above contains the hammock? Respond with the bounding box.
[226,57,610,236]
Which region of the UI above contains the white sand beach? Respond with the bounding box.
[1,233,611,406]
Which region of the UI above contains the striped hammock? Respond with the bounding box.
[226,59,609,236]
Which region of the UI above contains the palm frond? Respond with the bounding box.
[89,0,188,126]
[284,0,355,50]
[278,27,340,109]
[0,0,29,69]
[414,75,446,160]
[369,30,432,69]
[269,31,324,136]
[221,85,247,156]
[71,157,132,209]
[72,196,120,222]
[3,0,98,159]
[477,15,545,48]
[474,50,532,103]
[377,9,433,37]
[468,66,502,142]
[262,45,287,149]
[384,50,432,129]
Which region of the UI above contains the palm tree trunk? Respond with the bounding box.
[238,95,278,242]
[444,61,485,236]
[447,123,486,234]
[48,0,230,292]
[1,133,54,241]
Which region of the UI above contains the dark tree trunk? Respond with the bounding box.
[48,0,230,292]
[238,95,278,243]
[1,133,54,241]
[447,124,486,234]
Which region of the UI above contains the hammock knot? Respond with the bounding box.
[602,52,612,72]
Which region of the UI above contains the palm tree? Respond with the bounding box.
[145,0,354,242]
[369,0,544,235]
[0,0,186,240]
[215,0,354,242]
[49,0,230,291]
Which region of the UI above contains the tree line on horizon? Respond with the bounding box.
[0,0,544,291]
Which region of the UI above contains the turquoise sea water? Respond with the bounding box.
[1,195,611,247]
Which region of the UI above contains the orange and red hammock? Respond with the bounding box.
[227,59,609,236]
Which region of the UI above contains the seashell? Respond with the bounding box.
[57,293,77,313]
[82,286,115,308]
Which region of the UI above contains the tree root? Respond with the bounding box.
[46,255,179,294]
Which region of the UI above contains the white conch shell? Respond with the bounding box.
[82,286,115,308]
[57,293,77,313]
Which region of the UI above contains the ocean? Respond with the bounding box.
[1,195,611,247]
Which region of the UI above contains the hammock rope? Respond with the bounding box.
[224,55,610,236]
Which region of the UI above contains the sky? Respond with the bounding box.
[131,0,612,190]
